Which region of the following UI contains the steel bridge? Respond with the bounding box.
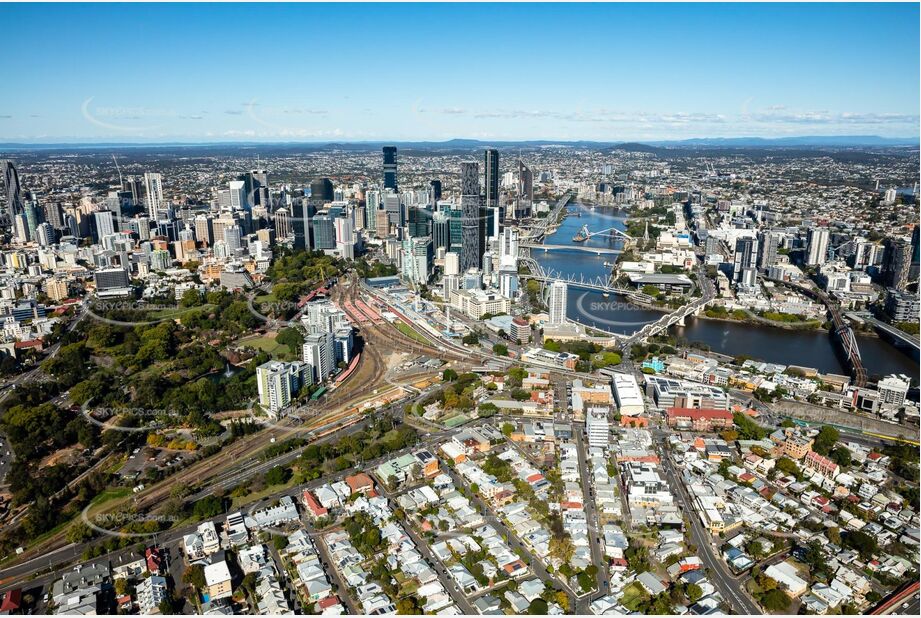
[767,277,867,386]
[519,242,620,255]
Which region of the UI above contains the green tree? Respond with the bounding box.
[812,426,840,456]
[183,564,206,589]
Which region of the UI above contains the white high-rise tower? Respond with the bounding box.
[548,280,568,325]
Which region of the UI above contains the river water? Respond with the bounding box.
[532,203,918,379]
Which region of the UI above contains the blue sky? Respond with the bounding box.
[1,2,918,142]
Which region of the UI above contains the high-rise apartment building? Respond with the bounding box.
[806,227,829,266]
[143,172,163,219]
[549,280,568,325]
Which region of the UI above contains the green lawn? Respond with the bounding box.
[238,335,290,359]
[620,582,648,611]
[88,486,133,507]
[394,321,430,345]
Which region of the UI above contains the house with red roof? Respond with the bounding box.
[302,490,328,519]
[0,589,22,614]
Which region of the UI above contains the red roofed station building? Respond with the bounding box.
[666,408,734,432]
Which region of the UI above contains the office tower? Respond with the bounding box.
[93,210,115,241]
[310,178,334,203]
[143,172,163,219]
[312,213,336,250]
[500,227,519,260]
[384,193,403,229]
[429,179,442,203]
[757,231,779,270]
[23,200,42,240]
[498,259,519,299]
[442,273,459,301]
[220,180,247,211]
[244,169,269,210]
[487,206,504,241]
[123,175,144,207]
[549,280,568,325]
[291,200,312,250]
[2,160,24,224]
[516,160,533,218]
[383,146,398,191]
[43,202,64,230]
[433,211,450,251]
[194,214,213,246]
[407,206,433,238]
[460,161,481,271]
[334,216,354,244]
[806,227,829,266]
[883,237,912,291]
[733,236,758,283]
[484,149,500,210]
[36,222,57,247]
[223,224,242,253]
[273,207,290,240]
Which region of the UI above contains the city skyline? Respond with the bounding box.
[0,2,919,143]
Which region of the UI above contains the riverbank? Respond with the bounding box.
[698,309,826,332]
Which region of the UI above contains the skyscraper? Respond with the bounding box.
[757,231,779,270]
[312,213,336,250]
[2,160,24,225]
[460,161,481,272]
[806,227,829,266]
[484,149,500,210]
[883,237,912,291]
[516,159,533,218]
[549,280,568,325]
[429,179,442,203]
[291,199,312,251]
[733,236,758,285]
[93,210,115,242]
[383,146,398,191]
[244,169,270,210]
[310,178,334,203]
[143,172,163,219]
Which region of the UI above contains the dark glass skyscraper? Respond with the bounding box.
[460,161,481,272]
[429,179,442,203]
[383,146,398,191]
[310,178,334,203]
[484,149,499,209]
[242,169,270,210]
[2,160,24,227]
[291,199,313,251]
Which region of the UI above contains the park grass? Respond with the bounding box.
[88,486,133,507]
[238,334,290,359]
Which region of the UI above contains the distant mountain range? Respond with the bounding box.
[0,135,917,151]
